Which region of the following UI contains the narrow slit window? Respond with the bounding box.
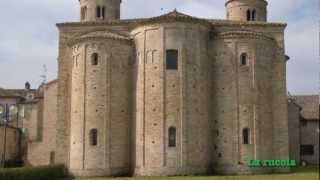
[168,127,176,147]
[240,53,247,66]
[90,129,98,146]
[243,128,250,144]
[246,9,251,21]
[166,50,178,70]
[96,6,101,18]
[91,53,99,65]
[50,151,55,165]
[252,9,256,21]
[81,7,87,20]
[102,6,105,19]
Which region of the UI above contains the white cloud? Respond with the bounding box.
[0,0,318,94]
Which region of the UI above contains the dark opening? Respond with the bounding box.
[240,53,247,66]
[50,151,55,165]
[96,6,101,18]
[166,50,178,70]
[243,128,250,144]
[91,53,99,65]
[300,145,314,155]
[246,9,251,21]
[90,129,98,146]
[102,6,105,19]
[252,9,256,21]
[168,127,176,147]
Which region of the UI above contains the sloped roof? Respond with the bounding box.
[129,9,212,27]
[292,95,319,120]
[57,10,286,28]
[0,88,23,98]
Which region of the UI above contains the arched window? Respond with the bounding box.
[246,9,251,21]
[96,6,101,18]
[91,53,99,65]
[240,53,247,66]
[90,129,98,146]
[251,9,256,21]
[102,6,105,19]
[166,50,178,70]
[243,128,250,144]
[168,127,176,147]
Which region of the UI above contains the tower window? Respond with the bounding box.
[246,9,251,21]
[168,127,176,147]
[91,53,99,65]
[252,9,256,21]
[96,6,101,18]
[166,50,178,70]
[90,129,98,146]
[240,53,247,66]
[243,128,250,144]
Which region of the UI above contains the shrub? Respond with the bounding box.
[0,164,68,180]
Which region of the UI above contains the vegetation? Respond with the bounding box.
[0,164,67,180]
[0,165,317,180]
[75,166,319,180]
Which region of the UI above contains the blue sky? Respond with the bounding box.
[0,0,318,95]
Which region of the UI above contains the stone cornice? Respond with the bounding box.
[57,10,286,30]
[214,30,275,41]
[68,30,132,46]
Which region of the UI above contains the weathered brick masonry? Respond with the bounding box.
[31,0,290,177]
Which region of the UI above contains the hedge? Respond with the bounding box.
[0,165,68,180]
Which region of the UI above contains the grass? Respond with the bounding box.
[75,166,319,180]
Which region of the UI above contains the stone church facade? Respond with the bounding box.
[32,0,290,177]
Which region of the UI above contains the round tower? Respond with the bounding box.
[79,0,121,22]
[225,0,268,21]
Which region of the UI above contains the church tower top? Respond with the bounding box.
[225,0,268,22]
[79,0,121,22]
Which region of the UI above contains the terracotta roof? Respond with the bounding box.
[291,95,319,120]
[0,88,24,98]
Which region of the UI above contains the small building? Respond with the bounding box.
[288,95,319,165]
[0,82,39,164]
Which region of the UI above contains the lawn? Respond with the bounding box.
[75,166,319,180]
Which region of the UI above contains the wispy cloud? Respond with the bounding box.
[0,0,318,94]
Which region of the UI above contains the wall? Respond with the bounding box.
[132,22,211,176]
[287,101,301,164]
[0,127,19,161]
[27,81,58,166]
[69,37,132,177]
[210,31,283,174]
[300,121,319,165]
